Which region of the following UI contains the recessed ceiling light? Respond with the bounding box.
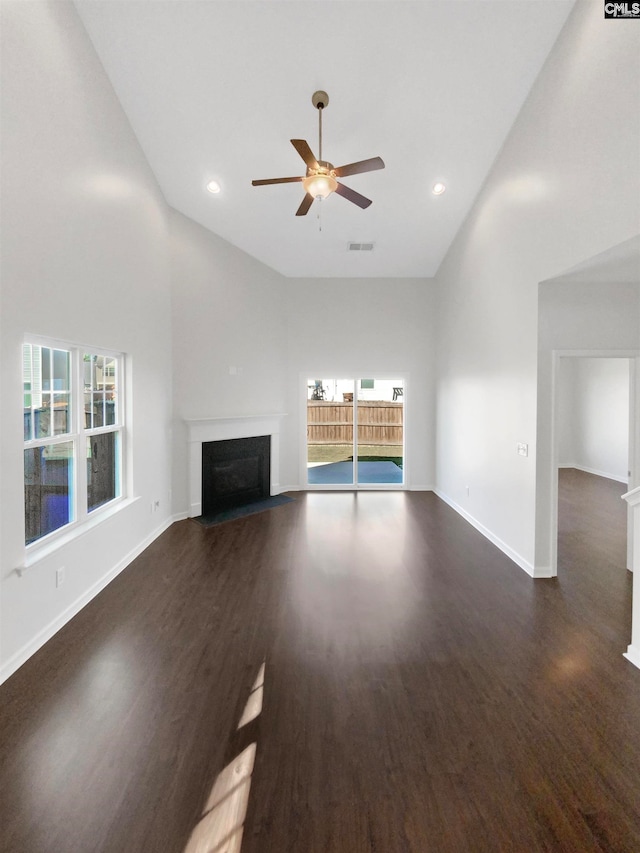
[432,182,446,196]
[206,180,221,194]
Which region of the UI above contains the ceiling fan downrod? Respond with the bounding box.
[312,90,329,162]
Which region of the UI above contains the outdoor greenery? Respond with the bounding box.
[308,444,403,466]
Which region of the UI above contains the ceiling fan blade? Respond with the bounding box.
[291,139,319,171]
[335,182,372,209]
[334,157,385,178]
[295,193,314,216]
[252,176,303,186]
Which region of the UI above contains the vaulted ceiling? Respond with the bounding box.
[75,0,575,278]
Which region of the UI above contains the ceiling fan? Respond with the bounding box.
[251,91,385,216]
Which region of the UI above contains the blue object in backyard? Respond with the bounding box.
[307,460,402,485]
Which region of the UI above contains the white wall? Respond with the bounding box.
[169,209,288,515]
[0,2,173,680]
[282,278,435,490]
[169,215,435,504]
[558,357,629,483]
[434,1,640,575]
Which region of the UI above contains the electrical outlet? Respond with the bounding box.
[517,443,529,457]
[56,567,65,588]
[465,485,470,497]
[153,500,160,512]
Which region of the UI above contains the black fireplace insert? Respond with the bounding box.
[201,435,270,516]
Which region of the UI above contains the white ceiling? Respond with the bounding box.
[75,0,575,278]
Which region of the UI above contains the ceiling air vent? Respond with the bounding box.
[347,242,375,252]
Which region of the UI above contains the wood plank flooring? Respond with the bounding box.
[1,473,639,852]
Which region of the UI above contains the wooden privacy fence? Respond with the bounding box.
[307,401,403,445]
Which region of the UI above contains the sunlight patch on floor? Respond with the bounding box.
[183,662,265,853]
[237,662,265,729]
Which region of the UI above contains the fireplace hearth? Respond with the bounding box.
[202,435,270,516]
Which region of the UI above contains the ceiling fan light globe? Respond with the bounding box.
[303,173,337,199]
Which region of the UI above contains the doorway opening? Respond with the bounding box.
[552,353,635,575]
[305,378,404,488]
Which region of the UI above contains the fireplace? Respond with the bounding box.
[202,436,270,515]
[185,414,285,518]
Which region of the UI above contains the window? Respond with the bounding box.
[360,379,375,389]
[23,341,124,546]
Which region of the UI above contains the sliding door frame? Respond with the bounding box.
[300,373,408,491]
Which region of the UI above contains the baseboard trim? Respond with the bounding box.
[268,485,433,493]
[433,489,535,577]
[0,516,176,686]
[531,565,556,579]
[570,465,628,484]
[623,645,640,672]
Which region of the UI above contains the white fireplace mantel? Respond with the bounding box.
[185,414,287,517]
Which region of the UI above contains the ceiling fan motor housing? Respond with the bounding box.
[308,160,336,177]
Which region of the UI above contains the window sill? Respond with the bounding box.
[17,496,141,574]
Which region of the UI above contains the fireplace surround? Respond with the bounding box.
[185,414,286,518]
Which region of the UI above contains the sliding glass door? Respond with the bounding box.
[357,379,404,484]
[306,378,404,487]
[307,379,354,485]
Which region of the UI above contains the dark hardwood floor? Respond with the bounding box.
[1,473,639,852]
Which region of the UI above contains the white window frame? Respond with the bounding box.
[23,335,126,550]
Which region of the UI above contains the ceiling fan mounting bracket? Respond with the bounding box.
[312,90,329,110]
